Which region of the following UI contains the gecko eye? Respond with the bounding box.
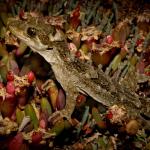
[27,27,36,37]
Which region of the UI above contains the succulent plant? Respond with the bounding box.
[0,0,149,149]
[25,104,39,129]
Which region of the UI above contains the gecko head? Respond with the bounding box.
[7,13,65,52]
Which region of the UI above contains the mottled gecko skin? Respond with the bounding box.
[7,14,150,119]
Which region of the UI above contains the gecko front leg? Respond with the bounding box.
[48,91,78,122]
[60,91,78,120]
[42,79,77,121]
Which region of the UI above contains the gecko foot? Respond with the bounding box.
[48,109,72,125]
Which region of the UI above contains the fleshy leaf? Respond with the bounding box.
[56,89,66,110]
[8,132,23,150]
[41,97,52,115]
[25,104,39,129]
[70,5,80,30]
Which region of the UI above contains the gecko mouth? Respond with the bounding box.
[46,47,54,50]
[141,113,150,120]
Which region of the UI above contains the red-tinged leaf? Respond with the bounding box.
[5,93,16,102]
[112,22,130,45]
[39,119,47,129]
[120,46,128,59]
[71,118,80,126]
[70,5,80,29]
[106,111,113,119]
[7,70,14,81]
[85,128,92,134]
[97,121,107,129]
[17,89,28,108]
[82,123,90,131]
[136,39,144,46]
[144,65,150,76]
[39,112,48,129]
[19,65,31,76]
[72,5,80,17]
[6,0,17,7]
[10,109,16,121]
[18,9,28,21]
[106,35,113,44]
[72,36,81,49]
[70,19,80,30]
[32,131,43,144]
[75,51,81,58]
[15,48,25,57]
[36,79,44,91]
[92,49,116,66]
[82,123,93,134]
[76,94,86,106]
[19,9,25,20]
[145,71,150,76]
[27,71,35,83]
[9,59,19,75]
[56,89,66,110]
[142,51,150,67]
[68,43,77,53]
[8,132,23,150]
[136,60,145,74]
[1,93,16,117]
[6,81,15,95]
[0,82,4,88]
[0,97,3,107]
[85,38,96,50]
[20,143,29,150]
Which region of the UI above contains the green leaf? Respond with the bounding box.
[16,108,25,125]
[41,97,52,116]
[111,54,121,71]
[25,104,39,129]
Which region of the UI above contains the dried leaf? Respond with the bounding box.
[18,116,30,132]
[81,26,101,41]
[45,16,66,28]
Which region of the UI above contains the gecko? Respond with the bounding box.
[7,13,150,121]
